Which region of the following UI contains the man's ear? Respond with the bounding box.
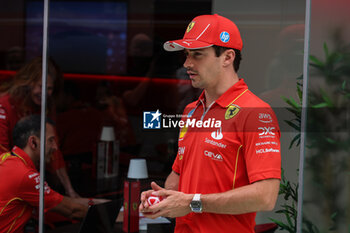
[29,136,38,149]
[222,49,235,68]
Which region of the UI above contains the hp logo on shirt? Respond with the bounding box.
[143,110,161,129]
[220,31,230,43]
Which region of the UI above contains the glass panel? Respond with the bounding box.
[302,0,350,232]
[43,0,213,196]
[0,0,45,232]
[26,1,128,75]
[0,0,311,231]
[213,0,306,229]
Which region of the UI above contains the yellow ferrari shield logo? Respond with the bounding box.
[186,22,195,33]
[225,105,240,120]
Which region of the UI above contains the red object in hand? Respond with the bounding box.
[147,195,163,206]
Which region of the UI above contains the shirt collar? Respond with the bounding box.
[195,79,249,108]
[11,146,37,170]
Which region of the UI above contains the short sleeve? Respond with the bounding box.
[171,105,194,175]
[19,170,63,212]
[242,107,281,183]
[172,153,181,174]
[172,127,185,175]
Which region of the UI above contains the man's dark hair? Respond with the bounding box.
[12,115,54,149]
[213,45,242,72]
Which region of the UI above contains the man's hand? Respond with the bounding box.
[91,198,111,205]
[139,182,163,210]
[139,182,193,219]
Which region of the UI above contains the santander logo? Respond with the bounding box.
[211,127,223,140]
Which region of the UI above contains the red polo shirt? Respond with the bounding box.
[0,94,19,153]
[0,146,63,233]
[172,79,281,233]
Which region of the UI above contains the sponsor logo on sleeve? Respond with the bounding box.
[31,173,52,194]
[178,146,185,160]
[0,107,6,120]
[34,183,51,194]
[256,148,280,154]
[28,173,39,179]
[258,127,276,138]
[255,141,279,147]
[34,176,40,184]
[258,113,273,123]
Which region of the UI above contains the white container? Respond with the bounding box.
[127,159,148,179]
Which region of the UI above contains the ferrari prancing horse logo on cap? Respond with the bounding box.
[186,22,195,33]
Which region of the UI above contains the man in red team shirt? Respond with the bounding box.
[0,57,79,198]
[0,115,104,232]
[140,14,281,233]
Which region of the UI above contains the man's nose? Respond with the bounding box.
[183,57,192,69]
[52,140,58,150]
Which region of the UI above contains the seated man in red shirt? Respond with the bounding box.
[0,115,104,233]
[0,57,79,198]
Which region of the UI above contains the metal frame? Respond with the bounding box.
[297,0,312,232]
[39,0,50,232]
